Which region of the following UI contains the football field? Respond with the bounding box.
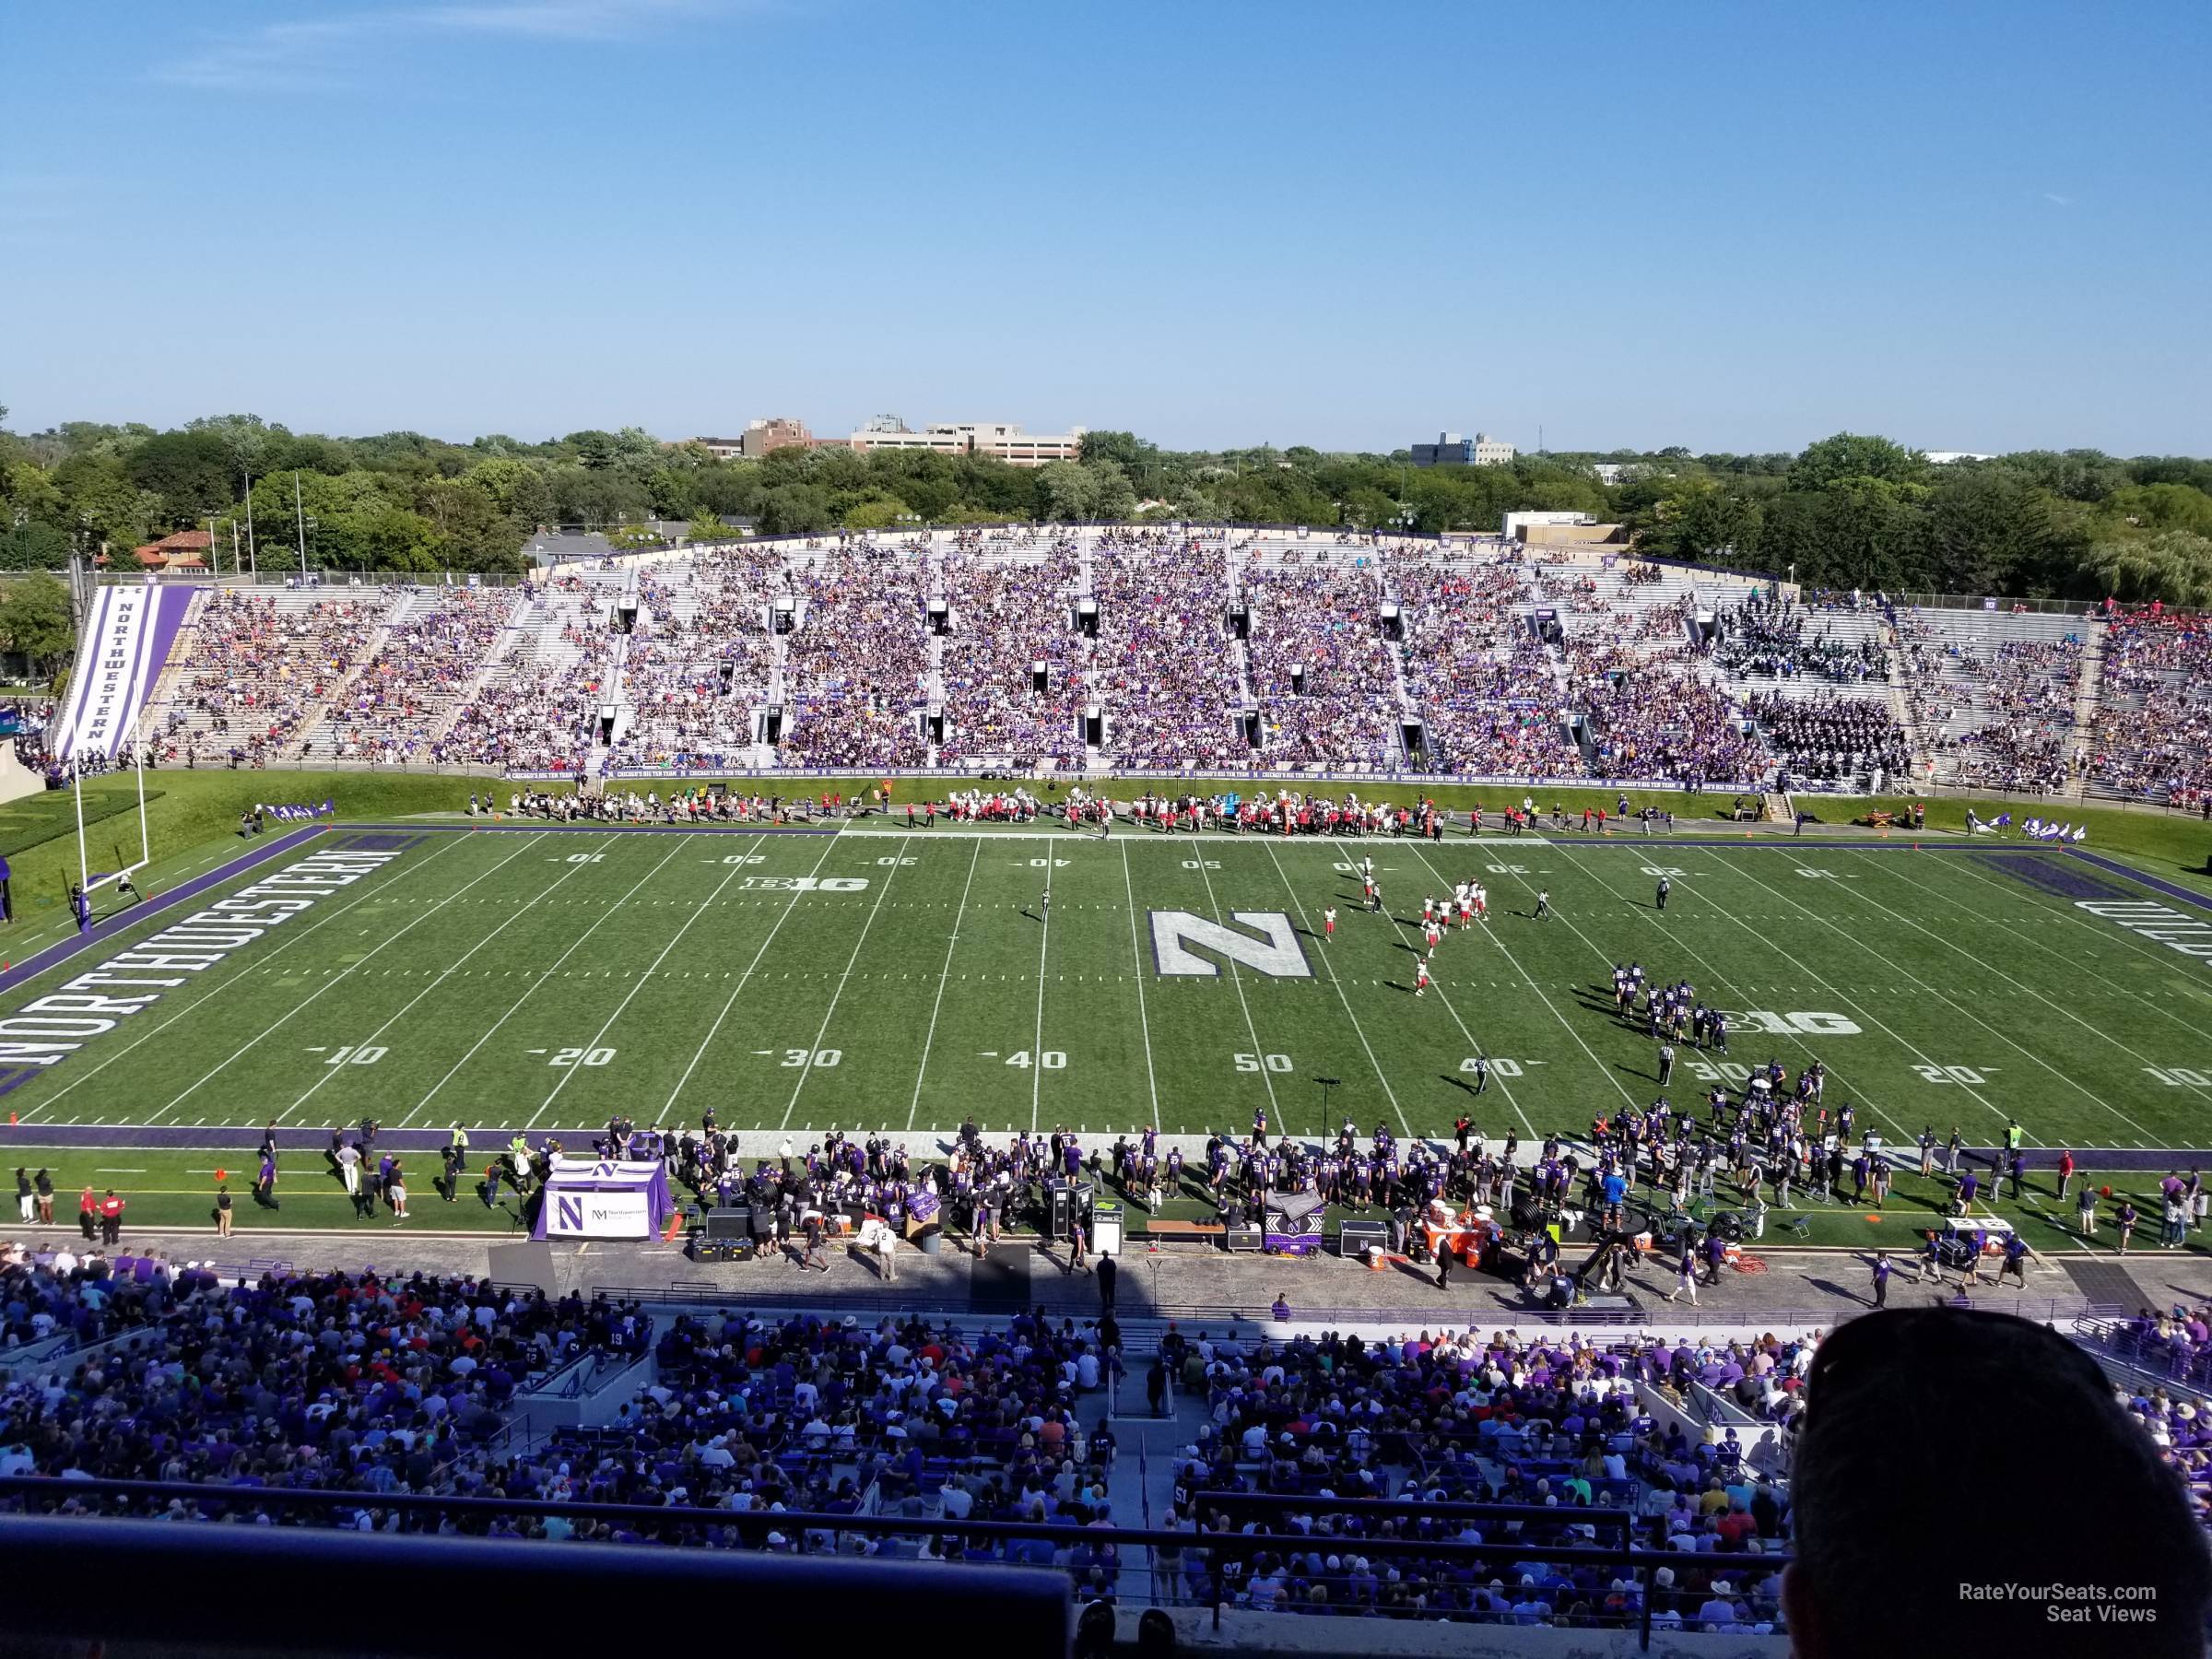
[0,818,2207,1172]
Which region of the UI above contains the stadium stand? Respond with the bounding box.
[2089,606,2212,807]
[93,531,2212,808]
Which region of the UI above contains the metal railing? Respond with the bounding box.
[0,1475,1783,1648]
[495,1279,2112,1333]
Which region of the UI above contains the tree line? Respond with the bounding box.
[1,406,2208,605]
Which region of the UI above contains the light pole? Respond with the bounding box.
[294,472,311,580]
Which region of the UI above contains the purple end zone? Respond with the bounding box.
[0,825,328,1000]
[2066,848,2212,914]
[1975,852,2128,900]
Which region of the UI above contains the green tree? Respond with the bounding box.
[1078,429,1150,467]
[2087,529,2212,607]
[0,521,71,571]
[1788,433,1925,493]
[0,571,77,677]
[841,497,914,531]
[756,483,832,535]
[2105,483,2212,535]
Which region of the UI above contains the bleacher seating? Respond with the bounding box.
[104,536,2212,804]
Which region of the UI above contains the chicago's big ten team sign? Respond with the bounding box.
[1148,911,1313,979]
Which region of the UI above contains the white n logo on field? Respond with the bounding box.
[1149,911,1312,980]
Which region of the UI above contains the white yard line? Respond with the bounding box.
[779,847,909,1132]
[1405,843,1639,1114]
[525,836,748,1130]
[1028,855,1054,1134]
[393,835,699,1126]
[13,834,473,1126]
[272,834,624,1127]
[1353,847,1539,1138]
[1118,841,1161,1127]
[904,840,983,1132]
[1260,840,1411,1143]
[1750,850,2160,1143]
[142,834,549,1126]
[1554,847,1913,1143]
[658,835,845,1125]
[1874,852,2212,1085]
[1188,853,1280,1132]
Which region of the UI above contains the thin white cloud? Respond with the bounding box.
[151,1,732,93]
[2042,192,2075,206]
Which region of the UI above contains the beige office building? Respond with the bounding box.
[849,418,1087,466]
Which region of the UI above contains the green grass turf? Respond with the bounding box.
[9,763,2209,923]
[0,816,2207,1159]
[0,782,164,860]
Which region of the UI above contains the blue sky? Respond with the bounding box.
[4,0,2207,455]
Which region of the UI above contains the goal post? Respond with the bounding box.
[69,733,153,914]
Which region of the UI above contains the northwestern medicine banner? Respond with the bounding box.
[53,583,197,761]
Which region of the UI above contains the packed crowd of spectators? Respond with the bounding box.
[1569,649,1762,785]
[1899,613,2085,792]
[1089,533,1242,769]
[1712,596,1888,684]
[1169,1324,1794,1630]
[0,1253,649,1505]
[607,553,779,773]
[1743,692,1909,785]
[159,589,379,766]
[4,1231,1818,1634]
[312,587,517,765]
[2090,607,2212,805]
[1243,557,1401,767]
[936,547,1087,770]
[441,581,616,773]
[779,549,930,770]
[127,543,2212,800]
[1392,557,1576,779]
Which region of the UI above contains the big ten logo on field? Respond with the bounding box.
[1149,911,1313,980]
[737,876,868,892]
[1715,1009,1862,1036]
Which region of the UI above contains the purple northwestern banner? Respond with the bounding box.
[53,585,197,760]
